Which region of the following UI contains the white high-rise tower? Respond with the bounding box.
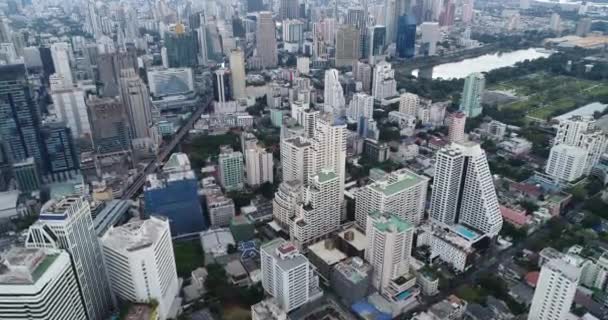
[229,48,246,100]
[323,69,346,117]
[50,42,74,88]
[528,257,581,320]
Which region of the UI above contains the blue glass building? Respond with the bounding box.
[144,153,207,235]
[396,15,417,59]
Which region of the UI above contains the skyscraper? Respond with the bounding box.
[355,168,429,228]
[195,12,209,65]
[0,247,88,320]
[461,0,474,23]
[353,61,372,93]
[213,67,232,103]
[218,146,244,191]
[164,25,199,68]
[256,12,278,68]
[347,93,374,122]
[368,25,386,64]
[51,87,92,139]
[280,136,314,185]
[459,72,485,118]
[372,61,397,101]
[42,122,78,174]
[429,142,503,237]
[97,51,138,98]
[245,145,274,186]
[87,97,131,154]
[528,257,581,320]
[396,15,416,58]
[439,0,455,26]
[447,112,466,143]
[280,0,299,19]
[119,69,154,140]
[101,216,179,320]
[365,211,414,296]
[50,42,73,88]
[313,113,347,195]
[323,69,346,117]
[229,48,246,100]
[0,64,44,167]
[399,92,420,116]
[420,22,440,56]
[144,153,207,235]
[335,25,360,67]
[26,196,115,320]
[260,239,321,312]
[545,145,588,182]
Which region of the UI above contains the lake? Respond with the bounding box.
[412,48,553,80]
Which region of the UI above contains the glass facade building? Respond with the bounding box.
[396,15,417,58]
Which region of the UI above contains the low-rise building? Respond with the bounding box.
[251,299,287,320]
[330,257,372,305]
[308,239,347,282]
[200,228,236,258]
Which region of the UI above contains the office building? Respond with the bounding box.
[396,15,416,58]
[256,12,278,68]
[0,64,44,167]
[218,146,244,191]
[283,20,304,53]
[347,93,374,122]
[26,196,114,320]
[447,112,466,143]
[119,69,155,140]
[50,42,73,88]
[280,0,299,19]
[368,25,386,64]
[335,25,360,67]
[229,48,246,100]
[365,211,414,296]
[461,0,474,23]
[528,257,581,320]
[420,22,440,56]
[372,61,397,100]
[430,142,503,237]
[545,144,588,182]
[323,69,346,117]
[460,72,485,118]
[147,67,194,97]
[353,61,372,93]
[205,188,236,227]
[331,257,372,305]
[439,0,456,26]
[399,92,420,116]
[0,247,87,320]
[87,97,130,154]
[356,168,429,228]
[12,157,41,193]
[51,87,91,139]
[42,122,78,174]
[313,113,347,196]
[213,67,232,103]
[245,146,274,186]
[248,0,265,12]
[144,153,207,235]
[164,25,199,67]
[297,56,310,75]
[576,17,592,37]
[97,51,138,98]
[101,216,179,320]
[260,239,321,312]
[550,13,561,33]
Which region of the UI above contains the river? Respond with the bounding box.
[411,48,553,80]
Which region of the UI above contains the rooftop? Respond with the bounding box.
[0,190,20,213]
[338,226,367,251]
[102,216,168,252]
[369,169,426,196]
[308,240,347,266]
[333,257,371,284]
[316,169,338,183]
[262,238,309,271]
[123,304,158,320]
[0,247,59,285]
[369,211,412,233]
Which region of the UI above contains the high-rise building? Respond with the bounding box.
[51,87,92,139]
[229,48,246,100]
[280,0,299,19]
[528,257,581,320]
[50,42,73,88]
[26,196,115,320]
[280,136,314,185]
[145,153,207,234]
[545,145,588,182]
[353,61,372,93]
[429,142,503,237]
[576,17,592,37]
[323,69,346,117]
[368,25,386,64]
[12,157,41,193]
[119,69,155,140]
[87,97,131,154]
[97,51,138,98]
[335,25,360,67]
[0,64,44,167]
[313,113,347,196]
[346,8,367,30]
[460,72,485,118]
[396,15,416,58]
[42,122,78,174]
[164,25,199,68]
[218,146,244,191]
[549,13,561,33]
[245,146,274,186]
[420,22,440,56]
[365,211,414,296]
[347,93,374,122]
[0,16,11,43]
[147,67,194,97]
[297,56,310,75]
[213,67,232,103]
[355,168,429,228]
[372,61,397,101]
[0,247,88,320]
[260,239,321,312]
[247,0,265,12]
[439,0,455,26]
[461,0,474,23]
[195,13,209,65]
[273,180,302,231]
[256,12,278,68]
[447,112,466,143]
[399,92,420,116]
[101,216,179,320]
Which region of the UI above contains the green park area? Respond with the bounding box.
[489,73,608,121]
[173,240,205,277]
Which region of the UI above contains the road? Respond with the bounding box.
[120,98,212,200]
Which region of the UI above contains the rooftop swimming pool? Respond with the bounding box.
[454,224,480,241]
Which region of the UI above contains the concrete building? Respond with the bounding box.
[430,142,503,237]
[528,257,581,320]
[353,61,372,93]
[229,48,246,100]
[119,69,155,140]
[260,239,321,312]
[26,196,114,320]
[399,92,420,117]
[280,136,314,185]
[251,299,288,320]
[331,257,373,305]
[0,248,87,319]
[356,168,429,228]
[365,211,415,298]
[297,56,310,75]
[546,144,588,182]
[205,188,236,228]
[256,12,278,68]
[447,112,466,143]
[323,69,346,117]
[218,146,244,191]
[460,72,485,118]
[51,87,91,139]
[50,42,73,88]
[87,97,131,154]
[147,67,194,97]
[372,61,397,101]
[273,180,302,231]
[101,217,179,320]
[335,25,360,67]
[347,93,374,123]
[245,146,274,187]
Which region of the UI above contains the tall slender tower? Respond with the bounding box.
[256,12,278,68]
[50,42,74,88]
[323,69,346,117]
[459,72,485,118]
[26,196,115,320]
[119,69,155,140]
[229,48,246,100]
[528,257,581,320]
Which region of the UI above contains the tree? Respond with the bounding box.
[258,182,276,199]
[518,200,539,214]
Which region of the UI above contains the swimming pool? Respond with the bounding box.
[395,290,412,301]
[454,225,479,240]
